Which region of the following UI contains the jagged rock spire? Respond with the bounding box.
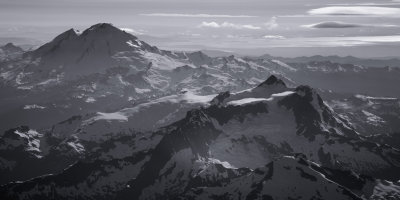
[257,75,287,87]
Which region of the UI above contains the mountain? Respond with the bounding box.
[201,49,242,57]
[0,126,82,185]
[283,61,400,98]
[1,43,23,54]
[0,43,23,61]
[1,75,399,199]
[1,23,400,135]
[259,54,400,68]
[25,23,163,78]
[327,94,400,135]
[0,23,292,133]
[1,23,400,199]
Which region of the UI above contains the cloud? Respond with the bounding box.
[198,22,261,30]
[294,35,400,47]
[308,6,400,16]
[328,3,400,6]
[140,13,256,18]
[263,35,285,39]
[151,34,400,53]
[119,28,144,35]
[302,35,400,47]
[302,21,398,28]
[199,22,220,28]
[265,16,278,29]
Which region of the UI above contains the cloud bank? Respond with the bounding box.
[302,21,398,28]
[140,13,257,18]
[308,6,400,16]
[198,22,261,30]
[119,28,144,35]
[263,35,285,39]
[265,16,278,29]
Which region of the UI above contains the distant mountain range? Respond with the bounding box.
[257,54,400,68]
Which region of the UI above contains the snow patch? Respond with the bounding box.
[84,91,216,126]
[117,74,131,86]
[91,112,128,122]
[14,129,43,157]
[208,158,237,169]
[23,104,46,110]
[126,40,140,48]
[141,51,194,70]
[0,71,13,80]
[17,86,34,90]
[135,88,151,94]
[227,91,295,106]
[37,77,61,86]
[271,91,295,97]
[271,60,297,71]
[181,92,217,104]
[85,97,96,103]
[362,110,385,126]
[67,141,85,154]
[355,94,397,100]
[227,98,270,106]
[371,180,400,199]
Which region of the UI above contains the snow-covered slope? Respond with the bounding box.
[1,23,400,199]
[0,23,288,93]
[1,76,400,199]
[1,24,399,137]
[0,23,296,135]
[328,94,400,136]
[116,76,399,199]
[0,126,81,185]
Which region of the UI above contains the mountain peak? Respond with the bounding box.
[257,75,286,87]
[29,23,148,60]
[30,28,78,58]
[4,43,17,48]
[57,28,78,40]
[86,23,118,32]
[1,43,23,53]
[210,91,231,105]
[89,23,114,29]
[80,23,134,38]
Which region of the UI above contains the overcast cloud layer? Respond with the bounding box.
[1,0,400,57]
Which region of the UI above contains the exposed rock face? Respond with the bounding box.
[1,23,400,200]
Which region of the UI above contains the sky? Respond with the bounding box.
[1,0,400,57]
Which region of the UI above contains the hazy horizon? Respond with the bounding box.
[1,0,400,58]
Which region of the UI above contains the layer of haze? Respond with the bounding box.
[1,0,400,57]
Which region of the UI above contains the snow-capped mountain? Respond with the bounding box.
[259,54,400,68]
[118,76,399,198]
[1,23,399,135]
[0,125,84,185]
[0,23,291,134]
[0,90,215,185]
[1,76,399,200]
[1,23,286,92]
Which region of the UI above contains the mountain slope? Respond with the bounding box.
[1,76,400,199]
[0,23,291,134]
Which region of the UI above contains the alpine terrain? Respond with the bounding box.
[1,23,400,200]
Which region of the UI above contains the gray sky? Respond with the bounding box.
[1,0,400,57]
